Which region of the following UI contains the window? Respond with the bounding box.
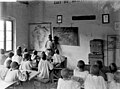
[0,20,13,51]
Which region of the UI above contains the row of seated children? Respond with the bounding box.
[0,46,65,83]
[57,60,120,89]
[0,60,28,83]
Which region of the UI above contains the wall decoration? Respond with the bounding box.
[115,22,120,30]
[54,1,61,4]
[107,35,120,49]
[53,27,79,46]
[29,22,51,51]
[57,15,62,23]
[102,14,110,24]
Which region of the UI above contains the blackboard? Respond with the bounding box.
[53,27,79,46]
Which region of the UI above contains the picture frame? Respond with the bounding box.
[115,22,120,30]
[57,15,62,23]
[107,35,120,49]
[29,22,52,51]
[102,14,110,24]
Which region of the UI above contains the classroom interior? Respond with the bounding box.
[0,0,120,89]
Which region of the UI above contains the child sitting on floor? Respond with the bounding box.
[0,49,7,65]
[84,65,107,89]
[109,71,120,89]
[57,68,81,89]
[4,52,14,67]
[74,60,89,79]
[37,51,53,83]
[72,60,89,88]
[0,60,12,80]
[19,53,32,71]
[5,61,28,82]
[12,48,23,64]
[31,50,40,69]
[52,49,65,67]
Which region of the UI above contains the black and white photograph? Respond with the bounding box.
[0,0,120,89]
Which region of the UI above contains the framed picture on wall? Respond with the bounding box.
[115,22,120,30]
[29,22,52,51]
[102,14,110,24]
[57,15,62,23]
[107,35,120,49]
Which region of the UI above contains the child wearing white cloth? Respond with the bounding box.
[84,65,107,89]
[109,71,120,89]
[57,68,81,89]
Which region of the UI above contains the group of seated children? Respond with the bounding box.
[57,60,120,89]
[0,46,66,84]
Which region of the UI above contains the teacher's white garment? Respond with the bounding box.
[84,74,107,89]
[57,78,80,89]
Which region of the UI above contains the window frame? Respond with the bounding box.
[0,19,14,51]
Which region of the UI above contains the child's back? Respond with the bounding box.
[5,62,27,82]
[38,52,53,79]
[109,71,120,89]
[0,60,12,80]
[19,53,32,71]
[52,54,65,64]
[57,78,80,89]
[57,68,80,89]
[20,61,32,71]
[84,65,107,89]
[12,49,22,64]
[84,74,106,89]
[52,49,65,67]
[38,58,53,79]
[74,60,89,80]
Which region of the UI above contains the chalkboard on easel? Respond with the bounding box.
[53,27,79,46]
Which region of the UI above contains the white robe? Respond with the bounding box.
[73,68,89,80]
[38,59,53,79]
[19,61,32,71]
[12,55,22,64]
[52,54,65,64]
[57,78,80,89]
[0,65,9,80]
[5,69,27,82]
[84,74,107,89]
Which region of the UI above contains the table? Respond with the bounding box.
[0,80,16,89]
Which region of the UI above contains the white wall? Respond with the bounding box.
[45,1,118,69]
[28,1,119,69]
